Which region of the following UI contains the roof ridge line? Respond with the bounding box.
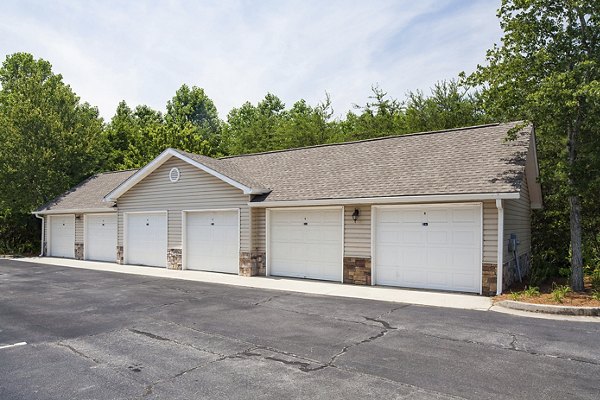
[96,168,140,176]
[219,122,512,160]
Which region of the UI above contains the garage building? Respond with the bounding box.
[35,122,542,295]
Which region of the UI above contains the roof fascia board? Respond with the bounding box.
[105,148,261,201]
[249,193,520,207]
[33,208,116,215]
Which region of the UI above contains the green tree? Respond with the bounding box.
[340,86,406,141]
[277,94,339,148]
[105,101,166,169]
[405,80,487,132]
[465,0,600,290]
[164,85,222,156]
[0,53,105,252]
[222,93,286,155]
[105,101,136,168]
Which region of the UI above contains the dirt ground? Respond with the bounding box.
[494,276,600,307]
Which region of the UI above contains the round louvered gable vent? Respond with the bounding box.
[169,167,180,182]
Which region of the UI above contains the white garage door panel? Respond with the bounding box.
[85,214,117,262]
[49,215,75,258]
[126,213,167,267]
[375,204,481,293]
[269,208,342,282]
[185,210,239,273]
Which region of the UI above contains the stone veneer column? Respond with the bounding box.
[343,257,371,285]
[167,249,182,270]
[75,243,84,260]
[239,251,254,276]
[116,246,124,264]
[253,252,266,276]
[239,251,266,277]
[481,264,497,296]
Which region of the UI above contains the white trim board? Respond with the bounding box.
[34,208,116,215]
[104,148,269,201]
[249,192,520,208]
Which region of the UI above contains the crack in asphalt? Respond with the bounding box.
[252,293,290,306]
[56,342,102,364]
[137,346,260,398]
[128,327,237,358]
[137,299,188,312]
[256,300,410,332]
[129,328,170,341]
[509,334,518,350]
[419,331,600,367]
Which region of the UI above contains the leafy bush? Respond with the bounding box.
[523,286,541,297]
[551,284,571,304]
[558,267,571,278]
[592,290,600,301]
[590,268,600,290]
[509,292,521,301]
[0,212,39,255]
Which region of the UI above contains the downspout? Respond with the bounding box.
[34,213,44,257]
[496,199,504,295]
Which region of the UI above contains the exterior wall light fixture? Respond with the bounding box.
[352,208,360,223]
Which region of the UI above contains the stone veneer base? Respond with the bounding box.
[116,246,124,265]
[239,251,266,277]
[344,257,371,285]
[75,243,84,260]
[167,248,182,270]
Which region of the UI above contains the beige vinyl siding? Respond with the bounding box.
[344,205,371,258]
[75,214,84,243]
[251,207,266,252]
[503,175,531,261]
[483,201,498,264]
[117,157,251,251]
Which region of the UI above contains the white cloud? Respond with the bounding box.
[0,0,502,120]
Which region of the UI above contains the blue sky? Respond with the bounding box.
[0,0,503,120]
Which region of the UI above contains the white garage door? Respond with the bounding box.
[374,204,481,293]
[184,210,239,273]
[125,212,167,267]
[268,208,343,281]
[49,215,75,258]
[85,214,117,262]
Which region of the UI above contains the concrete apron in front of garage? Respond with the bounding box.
[17,257,492,311]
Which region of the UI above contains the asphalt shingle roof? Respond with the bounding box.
[37,121,532,211]
[173,149,269,191]
[220,121,532,202]
[36,169,138,212]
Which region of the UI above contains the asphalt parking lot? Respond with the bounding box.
[1,259,599,400]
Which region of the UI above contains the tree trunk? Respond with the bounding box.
[569,194,584,291]
[567,125,584,291]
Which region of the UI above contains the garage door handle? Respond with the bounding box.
[422,223,428,226]
[303,222,308,226]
